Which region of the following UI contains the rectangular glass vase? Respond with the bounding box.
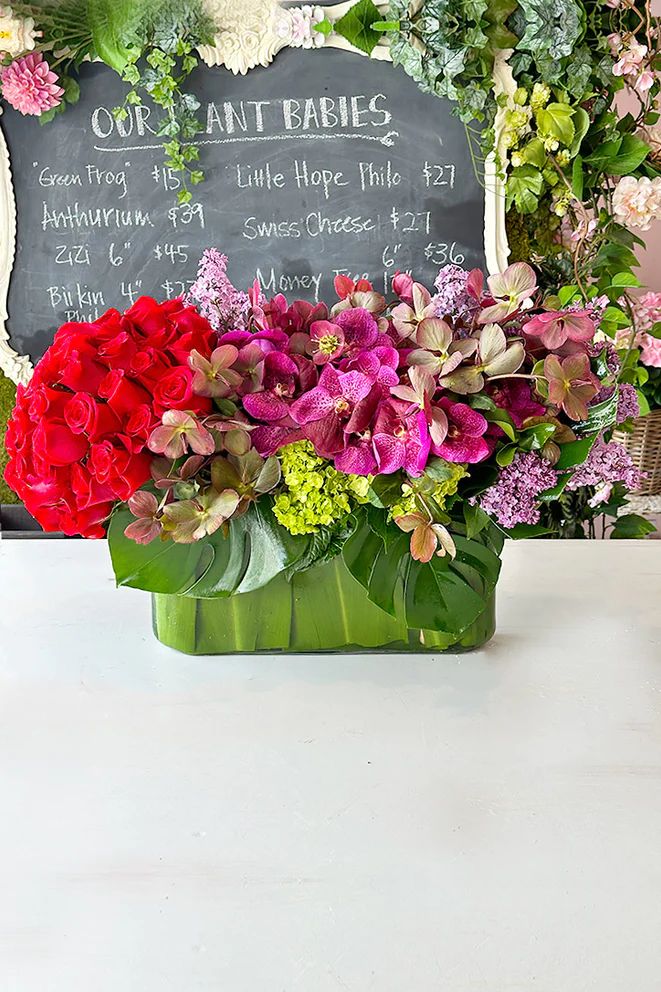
[151,555,496,655]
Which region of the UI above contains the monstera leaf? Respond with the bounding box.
[108,499,312,598]
[342,510,503,637]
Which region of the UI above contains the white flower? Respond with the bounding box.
[612,175,661,231]
[288,5,326,49]
[0,4,36,57]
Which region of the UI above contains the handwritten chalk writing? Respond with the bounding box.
[153,243,190,264]
[235,163,285,190]
[358,161,401,190]
[424,241,465,266]
[168,202,205,230]
[54,244,90,266]
[389,208,431,235]
[305,211,377,237]
[422,162,456,188]
[47,283,105,311]
[38,167,82,189]
[292,160,348,200]
[42,202,153,231]
[256,267,323,301]
[108,242,132,266]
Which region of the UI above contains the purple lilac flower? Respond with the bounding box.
[479,452,558,528]
[568,294,609,323]
[616,383,640,424]
[588,340,620,376]
[566,436,642,492]
[186,249,250,334]
[432,264,477,321]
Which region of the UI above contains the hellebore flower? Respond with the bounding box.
[391,365,435,414]
[392,270,414,303]
[189,345,242,398]
[124,490,162,545]
[523,309,595,350]
[241,352,299,421]
[478,262,537,324]
[431,397,490,463]
[372,398,431,476]
[290,365,374,457]
[332,275,386,315]
[440,323,525,394]
[543,353,600,421]
[394,512,456,563]
[391,283,437,339]
[308,319,345,364]
[407,317,471,378]
[162,489,240,543]
[148,410,215,460]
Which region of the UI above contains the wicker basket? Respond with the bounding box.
[614,408,661,496]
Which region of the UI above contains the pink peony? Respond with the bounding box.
[0,52,64,116]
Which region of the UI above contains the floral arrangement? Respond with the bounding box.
[617,291,661,411]
[4,252,650,641]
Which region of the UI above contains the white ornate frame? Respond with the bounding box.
[0,0,510,385]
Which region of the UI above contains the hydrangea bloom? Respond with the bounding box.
[566,437,642,493]
[0,52,63,116]
[272,441,369,534]
[479,452,557,528]
[186,249,250,333]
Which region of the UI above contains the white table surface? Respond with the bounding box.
[1,539,660,992]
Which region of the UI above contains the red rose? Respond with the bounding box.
[3,296,218,536]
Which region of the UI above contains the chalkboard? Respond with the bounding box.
[0,47,497,373]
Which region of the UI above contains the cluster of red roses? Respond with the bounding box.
[4,298,215,537]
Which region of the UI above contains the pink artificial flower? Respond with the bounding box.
[1,52,64,116]
[372,399,431,476]
[638,332,661,368]
[430,397,490,463]
[523,309,595,350]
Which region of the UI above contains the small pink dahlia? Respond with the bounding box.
[1,52,64,116]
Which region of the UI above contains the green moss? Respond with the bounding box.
[0,372,18,504]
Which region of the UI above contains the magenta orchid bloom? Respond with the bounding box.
[334,436,377,475]
[523,309,595,350]
[372,398,431,476]
[333,307,379,355]
[430,397,490,463]
[241,352,299,422]
[343,345,400,387]
[290,365,374,457]
[478,262,538,324]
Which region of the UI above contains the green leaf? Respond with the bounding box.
[87,0,135,72]
[333,0,382,55]
[463,502,491,539]
[554,433,598,471]
[108,499,311,597]
[607,134,650,176]
[571,154,583,201]
[611,514,656,539]
[536,103,575,146]
[569,108,590,157]
[503,522,555,539]
[507,165,544,214]
[611,271,641,288]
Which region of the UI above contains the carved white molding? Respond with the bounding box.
[0,107,31,385]
[485,48,515,274]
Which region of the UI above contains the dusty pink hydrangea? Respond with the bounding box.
[0,52,64,116]
[613,176,661,231]
[616,292,661,368]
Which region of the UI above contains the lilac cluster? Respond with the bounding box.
[568,294,610,323]
[186,249,250,333]
[616,383,640,424]
[479,452,558,528]
[432,264,477,322]
[567,436,642,493]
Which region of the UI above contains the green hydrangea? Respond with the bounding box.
[390,462,469,519]
[273,441,370,535]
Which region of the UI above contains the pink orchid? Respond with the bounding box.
[523,309,595,350]
[241,352,299,422]
[333,307,379,355]
[343,345,400,387]
[478,262,537,324]
[290,366,374,457]
[372,398,431,476]
[430,397,490,463]
[148,410,215,460]
[334,437,377,475]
